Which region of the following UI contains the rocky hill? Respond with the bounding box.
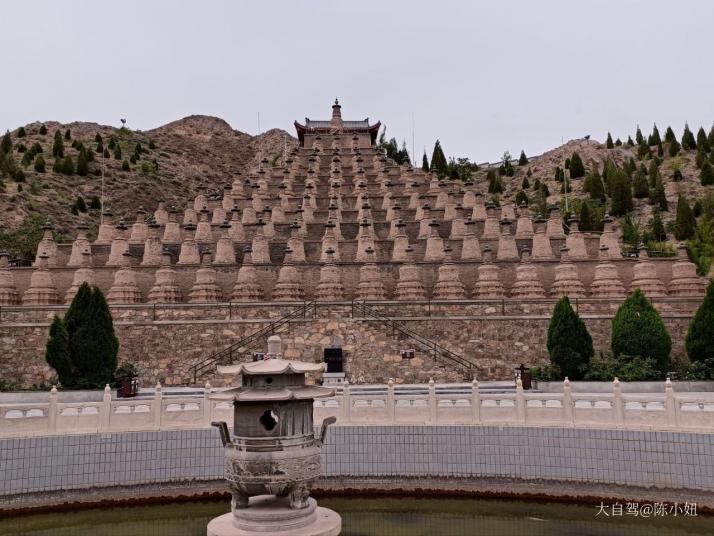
[0,116,297,243]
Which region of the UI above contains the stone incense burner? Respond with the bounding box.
[207,335,340,536]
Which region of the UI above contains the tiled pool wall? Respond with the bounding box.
[1,425,712,500]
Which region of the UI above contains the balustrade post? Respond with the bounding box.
[516,375,526,424]
[613,377,624,427]
[342,380,351,423]
[203,381,213,428]
[99,384,111,432]
[152,382,163,430]
[471,379,481,424]
[428,378,437,423]
[664,377,678,428]
[48,385,58,433]
[562,378,574,425]
[387,378,395,423]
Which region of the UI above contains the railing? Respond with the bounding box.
[188,301,316,384]
[352,300,474,374]
[3,380,712,438]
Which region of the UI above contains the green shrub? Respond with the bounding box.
[61,155,74,175]
[584,354,664,381]
[701,161,714,186]
[685,280,714,366]
[546,297,593,380]
[674,195,696,240]
[530,363,562,381]
[45,315,74,388]
[611,289,672,373]
[121,159,130,171]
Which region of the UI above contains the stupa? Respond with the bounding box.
[207,335,341,536]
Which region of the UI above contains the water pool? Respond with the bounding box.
[0,497,711,536]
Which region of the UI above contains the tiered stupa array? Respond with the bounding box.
[0,101,708,306]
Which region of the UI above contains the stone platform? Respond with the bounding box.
[207,495,341,536]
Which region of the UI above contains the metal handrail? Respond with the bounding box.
[189,301,315,383]
[354,301,473,373]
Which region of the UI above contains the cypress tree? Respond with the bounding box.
[515,190,529,205]
[627,136,635,146]
[648,160,660,188]
[657,141,664,157]
[579,202,593,232]
[637,142,650,160]
[518,150,528,165]
[64,128,71,141]
[61,155,75,175]
[693,200,703,218]
[547,297,593,380]
[664,126,676,144]
[668,137,681,157]
[632,170,649,198]
[103,148,110,159]
[649,211,666,241]
[75,196,87,213]
[635,125,644,145]
[149,139,156,150]
[114,145,122,160]
[94,133,103,143]
[1,131,11,154]
[649,178,668,211]
[539,182,550,198]
[584,170,606,202]
[701,161,714,186]
[421,152,429,172]
[121,159,130,171]
[17,126,26,138]
[615,138,622,146]
[34,154,46,173]
[76,149,88,176]
[696,147,706,169]
[569,152,585,178]
[39,124,47,135]
[487,170,503,194]
[681,123,696,150]
[648,124,661,146]
[521,176,530,189]
[610,170,633,216]
[612,289,672,373]
[45,315,75,388]
[606,132,614,149]
[674,194,696,240]
[696,127,710,153]
[533,178,541,191]
[430,140,447,175]
[89,196,101,210]
[52,130,64,158]
[686,280,714,364]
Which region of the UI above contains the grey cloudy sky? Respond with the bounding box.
[1,0,713,163]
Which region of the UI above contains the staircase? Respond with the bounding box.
[188,301,315,384]
[352,301,474,375]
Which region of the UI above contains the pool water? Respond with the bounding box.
[0,497,711,536]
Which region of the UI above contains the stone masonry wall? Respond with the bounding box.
[0,301,699,388]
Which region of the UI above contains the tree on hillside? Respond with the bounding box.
[649,178,668,211]
[612,289,672,373]
[635,125,644,145]
[701,161,714,186]
[686,280,714,367]
[421,151,429,172]
[648,211,666,242]
[64,128,71,140]
[632,170,649,198]
[579,202,594,231]
[17,127,26,138]
[45,315,73,387]
[34,154,45,173]
[569,152,585,178]
[487,169,503,194]
[681,123,696,150]
[668,137,681,157]
[697,127,710,153]
[606,132,614,149]
[547,297,593,380]
[648,124,661,146]
[609,169,633,216]
[518,150,528,166]
[39,124,47,135]
[499,151,514,177]
[521,176,530,190]
[1,131,12,154]
[627,136,634,146]
[584,169,606,202]
[664,126,676,145]
[647,160,660,188]
[674,194,696,240]
[52,130,64,158]
[61,155,75,175]
[76,149,88,176]
[430,140,447,175]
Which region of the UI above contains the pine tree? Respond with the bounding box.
[121,159,130,171]
[686,280,714,365]
[45,315,74,388]
[701,161,714,186]
[569,152,585,178]
[76,149,88,176]
[89,196,101,210]
[649,178,668,211]
[148,139,156,150]
[627,136,635,146]
[696,147,706,169]
[17,126,26,138]
[487,170,503,194]
[709,125,714,150]
[668,137,681,157]
[61,155,75,175]
[1,131,11,154]
[518,150,528,165]
[606,132,614,149]
[94,133,103,143]
[430,140,447,175]
[637,142,650,160]
[39,124,47,135]
[421,152,429,172]
[75,196,87,213]
[681,123,696,150]
[697,127,710,153]
[649,211,666,241]
[632,170,649,198]
[648,124,661,146]
[113,145,122,160]
[52,130,64,158]
[610,169,633,216]
[648,160,660,188]
[635,125,644,145]
[612,289,672,372]
[64,128,71,141]
[615,138,622,146]
[521,176,530,189]
[547,297,593,380]
[579,202,593,232]
[674,194,696,240]
[34,154,45,173]
[584,170,606,202]
[664,126,676,144]
[515,190,529,205]
[103,148,110,159]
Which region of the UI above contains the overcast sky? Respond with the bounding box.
[1,0,713,163]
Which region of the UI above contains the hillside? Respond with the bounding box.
[0,116,297,242]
